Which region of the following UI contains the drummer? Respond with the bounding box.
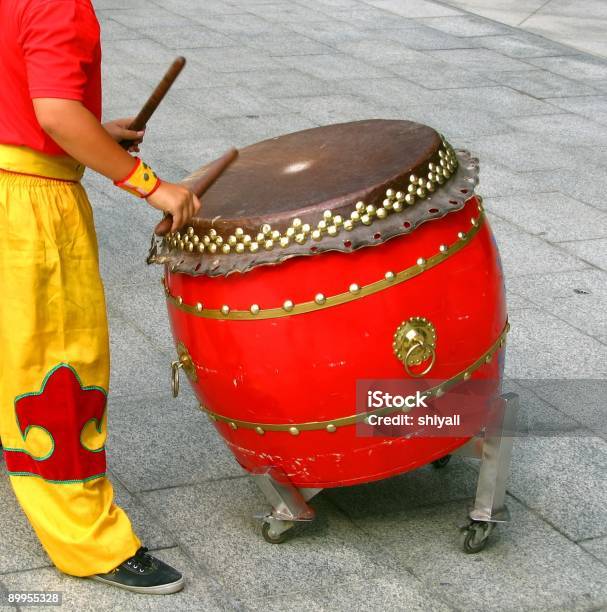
[0,0,199,594]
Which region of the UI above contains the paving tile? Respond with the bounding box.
[142,479,400,600]
[211,113,319,148]
[337,76,438,110]
[505,291,536,310]
[103,8,192,28]
[244,31,333,56]
[243,573,454,612]
[104,9,189,28]
[428,48,538,72]
[207,69,336,99]
[326,457,479,518]
[443,84,562,116]
[107,394,244,492]
[507,436,607,541]
[528,54,607,81]
[504,307,607,378]
[106,475,179,550]
[487,69,601,98]
[191,12,276,36]
[334,39,436,66]
[517,378,607,439]
[107,312,171,399]
[506,268,607,348]
[312,6,428,30]
[0,465,53,574]
[523,13,607,59]
[559,238,607,270]
[102,37,179,66]
[344,496,607,611]
[471,32,579,58]
[396,105,512,138]
[461,132,579,172]
[156,0,243,15]
[143,25,237,50]
[363,0,461,18]
[95,202,162,288]
[403,0,539,26]
[580,536,607,565]
[485,192,607,242]
[501,378,586,436]
[389,65,496,89]
[473,162,556,197]
[287,20,376,45]
[422,14,514,37]
[487,215,589,279]
[266,94,399,125]
[98,17,140,42]
[245,2,336,23]
[186,47,283,73]
[173,87,291,120]
[0,548,233,612]
[277,53,392,80]
[506,113,607,148]
[544,94,607,125]
[381,22,480,50]
[526,166,607,212]
[105,281,174,358]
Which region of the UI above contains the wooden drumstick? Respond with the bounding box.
[154,148,239,235]
[120,56,186,148]
[186,147,239,197]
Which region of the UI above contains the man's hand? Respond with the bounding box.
[146,182,201,235]
[102,117,145,152]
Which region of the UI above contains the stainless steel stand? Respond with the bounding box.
[252,393,519,552]
[251,466,322,543]
[453,392,519,552]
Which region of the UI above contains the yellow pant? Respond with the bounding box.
[0,145,140,576]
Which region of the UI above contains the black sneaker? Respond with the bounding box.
[92,547,184,594]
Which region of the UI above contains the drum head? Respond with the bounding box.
[190,120,439,223]
[150,119,480,276]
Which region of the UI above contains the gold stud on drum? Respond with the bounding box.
[170,341,198,397]
[392,317,437,378]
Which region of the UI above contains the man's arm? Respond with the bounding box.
[33,98,200,234]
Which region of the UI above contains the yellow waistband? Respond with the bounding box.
[0,145,85,181]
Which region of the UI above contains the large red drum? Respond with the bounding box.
[149,120,508,489]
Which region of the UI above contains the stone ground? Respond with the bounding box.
[1,0,606,610]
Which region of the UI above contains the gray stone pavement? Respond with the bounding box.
[1,0,606,610]
[439,0,607,59]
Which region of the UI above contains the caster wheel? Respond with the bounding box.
[460,521,494,554]
[432,454,451,469]
[261,521,290,544]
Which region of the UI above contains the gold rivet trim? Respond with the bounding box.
[165,211,486,321]
[198,321,509,433]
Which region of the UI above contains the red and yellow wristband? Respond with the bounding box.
[114,158,161,198]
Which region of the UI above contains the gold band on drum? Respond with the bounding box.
[199,321,509,435]
[164,205,486,321]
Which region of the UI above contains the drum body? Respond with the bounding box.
[163,195,507,488]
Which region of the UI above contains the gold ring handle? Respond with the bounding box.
[170,341,198,398]
[171,360,183,397]
[404,342,436,378]
[393,316,437,378]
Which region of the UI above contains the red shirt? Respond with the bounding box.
[0,0,102,156]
